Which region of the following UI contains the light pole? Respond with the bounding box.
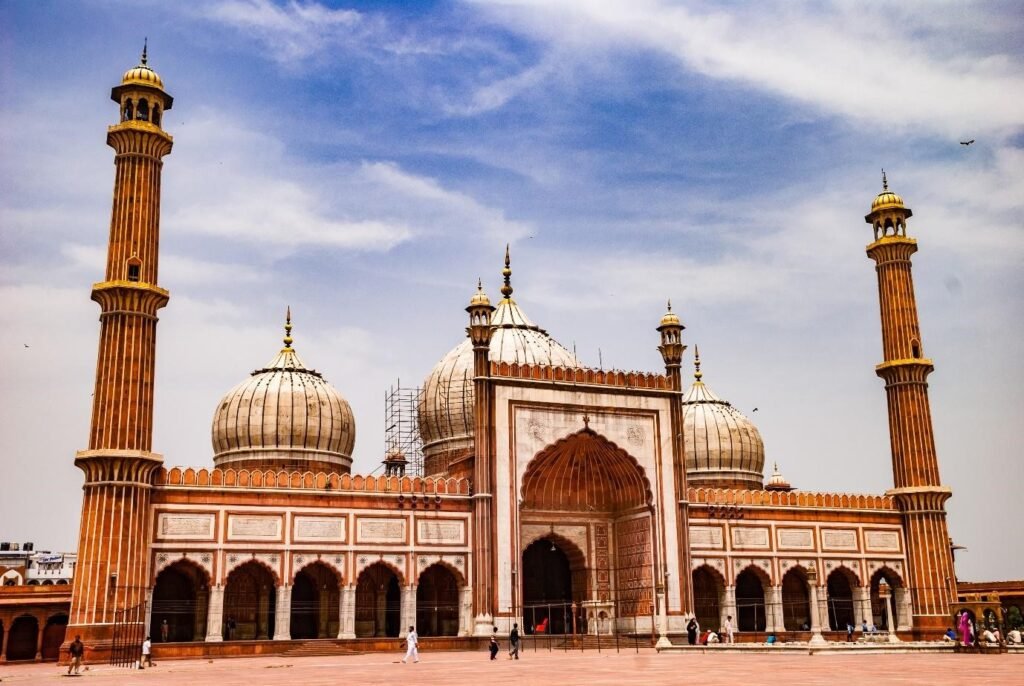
[878,578,899,643]
[806,565,826,646]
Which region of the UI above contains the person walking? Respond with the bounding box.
[509,623,521,659]
[67,635,84,675]
[402,626,419,663]
[141,636,153,669]
[686,617,699,645]
[957,610,971,646]
[489,627,500,660]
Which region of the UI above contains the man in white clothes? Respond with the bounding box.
[141,636,153,669]
[724,615,734,644]
[402,625,419,663]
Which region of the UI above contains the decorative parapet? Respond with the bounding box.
[688,487,895,510]
[153,466,471,495]
[489,361,669,390]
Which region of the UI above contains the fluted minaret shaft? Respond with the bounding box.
[865,178,954,635]
[68,51,173,659]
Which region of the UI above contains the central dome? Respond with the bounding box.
[212,312,355,474]
[419,252,577,476]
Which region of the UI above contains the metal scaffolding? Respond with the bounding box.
[384,380,424,477]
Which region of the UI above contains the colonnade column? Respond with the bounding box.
[895,588,912,631]
[722,586,736,631]
[400,586,417,637]
[273,586,291,641]
[205,587,224,642]
[35,618,45,660]
[338,585,355,639]
[807,570,826,645]
[459,586,473,636]
[0,616,9,661]
[766,586,783,633]
[852,587,871,628]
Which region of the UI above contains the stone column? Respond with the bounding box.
[766,586,784,633]
[400,586,417,638]
[0,614,10,662]
[723,585,737,632]
[882,591,899,643]
[852,587,871,628]
[894,587,912,631]
[655,589,671,648]
[205,586,224,642]
[273,585,291,641]
[144,588,154,637]
[808,582,826,645]
[338,585,356,639]
[459,586,473,637]
[35,614,45,660]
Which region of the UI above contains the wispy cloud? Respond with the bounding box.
[470,0,1024,136]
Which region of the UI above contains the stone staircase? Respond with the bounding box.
[280,640,367,658]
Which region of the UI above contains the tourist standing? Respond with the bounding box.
[67,635,84,675]
[161,619,169,642]
[509,623,520,660]
[846,623,855,642]
[402,625,419,663]
[141,636,153,668]
[724,615,734,644]
[957,611,971,645]
[686,617,699,645]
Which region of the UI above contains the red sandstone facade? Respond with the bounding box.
[27,53,979,664]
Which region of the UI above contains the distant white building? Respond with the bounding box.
[0,543,76,586]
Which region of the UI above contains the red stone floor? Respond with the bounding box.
[1,649,1021,685]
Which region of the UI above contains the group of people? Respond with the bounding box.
[949,610,1022,647]
[488,623,522,660]
[685,614,735,645]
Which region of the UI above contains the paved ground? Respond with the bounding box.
[1,649,1021,685]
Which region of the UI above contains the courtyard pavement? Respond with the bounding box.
[0,648,1020,685]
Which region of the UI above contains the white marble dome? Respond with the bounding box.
[212,317,355,474]
[418,263,577,475]
[682,350,765,489]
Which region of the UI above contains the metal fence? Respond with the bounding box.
[109,602,145,667]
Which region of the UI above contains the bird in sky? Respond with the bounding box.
[23,343,29,348]
[960,139,975,145]
[752,407,759,412]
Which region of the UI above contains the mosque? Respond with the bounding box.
[60,51,961,660]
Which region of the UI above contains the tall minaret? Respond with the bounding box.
[68,44,173,658]
[467,274,496,635]
[865,172,954,635]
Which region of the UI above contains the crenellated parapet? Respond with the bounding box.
[489,361,669,390]
[154,466,471,495]
[688,486,896,511]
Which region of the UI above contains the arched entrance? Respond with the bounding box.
[355,563,400,638]
[736,568,767,632]
[520,428,655,629]
[152,560,209,642]
[224,561,277,640]
[870,569,901,630]
[826,568,856,630]
[291,562,341,639]
[692,566,724,632]
[781,568,810,631]
[41,614,68,660]
[416,564,460,637]
[6,615,38,661]
[522,537,581,634]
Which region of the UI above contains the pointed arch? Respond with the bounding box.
[521,428,653,513]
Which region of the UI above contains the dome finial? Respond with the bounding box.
[881,168,888,191]
[667,299,672,311]
[283,306,294,350]
[500,243,513,299]
[141,37,148,66]
[693,345,703,382]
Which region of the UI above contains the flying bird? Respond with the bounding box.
[752,407,759,413]
[960,140,975,146]
[23,344,29,348]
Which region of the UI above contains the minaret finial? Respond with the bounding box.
[694,345,703,382]
[141,38,148,66]
[882,168,888,191]
[500,243,513,299]
[283,306,293,350]
[667,299,672,311]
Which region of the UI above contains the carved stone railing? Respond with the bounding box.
[688,487,895,510]
[489,361,669,390]
[154,466,471,495]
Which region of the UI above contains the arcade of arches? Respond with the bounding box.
[0,612,68,662]
[519,429,656,632]
[687,565,903,635]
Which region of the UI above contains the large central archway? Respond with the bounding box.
[291,562,341,639]
[416,564,460,637]
[152,560,209,642]
[223,561,277,640]
[520,428,655,628]
[355,563,401,638]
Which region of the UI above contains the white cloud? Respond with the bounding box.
[469,0,1024,137]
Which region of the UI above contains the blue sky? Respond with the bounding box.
[1,0,1021,581]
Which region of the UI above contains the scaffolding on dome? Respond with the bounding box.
[384,380,425,477]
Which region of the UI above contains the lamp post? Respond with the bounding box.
[655,568,672,649]
[878,578,899,643]
[806,565,826,646]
